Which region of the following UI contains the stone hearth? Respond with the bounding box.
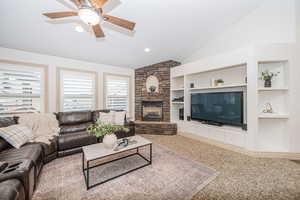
[134,121,177,135]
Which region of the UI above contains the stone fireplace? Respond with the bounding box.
[135,60,181,135]
[142,101,163,121]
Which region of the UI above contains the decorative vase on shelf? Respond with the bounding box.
[264,79,272,88]
[103,133,117,149]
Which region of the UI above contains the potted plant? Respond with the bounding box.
[215,79,224,87]
[260,70,280,88]
[149,85,157,93]
[87,120,129,149]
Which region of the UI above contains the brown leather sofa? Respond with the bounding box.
[0,110,135,200]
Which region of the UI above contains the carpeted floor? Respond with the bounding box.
[33,143,218,200]
[142,134,300,200]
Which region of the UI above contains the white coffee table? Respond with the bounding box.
[82,135,152,190]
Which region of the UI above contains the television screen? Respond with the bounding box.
[191,92,243,126]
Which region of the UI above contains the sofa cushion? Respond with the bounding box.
[58,132,97,151]
[0,117,18,152]
[0,125,33,149]
[56,111,92,126]
[114,111,126,126]
[98,111,115,124]
[0,179,25,200]
[60,122,93,135]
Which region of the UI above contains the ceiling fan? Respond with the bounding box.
[43,0,136,38]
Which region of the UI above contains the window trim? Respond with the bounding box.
[103,72,132,116]
[0,59,49,114]
[56,67,98,112]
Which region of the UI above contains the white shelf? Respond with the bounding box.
[172,102,184,104]
[258,87,288,91]
[171,88,184,91]
[189,84,247,91]
[258,113,289,119]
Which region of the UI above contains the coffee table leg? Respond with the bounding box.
[150,144,152,164]
[87,161,89,190]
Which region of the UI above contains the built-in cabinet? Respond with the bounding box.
[171,44,293,153]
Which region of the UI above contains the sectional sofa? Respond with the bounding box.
[0,110,135,200]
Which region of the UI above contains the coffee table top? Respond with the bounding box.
[82,135,152,161]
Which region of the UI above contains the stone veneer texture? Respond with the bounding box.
[135,60,181,122]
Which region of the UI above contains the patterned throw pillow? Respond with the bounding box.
[114,111,126,126]
[0,125,33,149]
[99,111,115,124]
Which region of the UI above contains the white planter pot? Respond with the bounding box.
[103,133,117,149]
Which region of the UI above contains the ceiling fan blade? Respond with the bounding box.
[43,11,78,19]
[90,0,108,9]
[69,0,82,7]
[92,24,105,38]
[103,15,136,31]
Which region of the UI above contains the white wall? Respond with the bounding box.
[0,47,135,117]
[184,0,296,63]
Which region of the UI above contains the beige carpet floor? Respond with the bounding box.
[33,143,218,200]
[142,134,300,200]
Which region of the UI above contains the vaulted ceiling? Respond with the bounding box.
[0,0,264,68]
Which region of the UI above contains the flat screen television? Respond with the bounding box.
[191,92,244,126]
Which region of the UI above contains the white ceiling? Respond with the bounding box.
[0,0,264,68]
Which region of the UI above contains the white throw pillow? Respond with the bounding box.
[0,125,33,149]
[99,111,115,124]
[114,111,126,126]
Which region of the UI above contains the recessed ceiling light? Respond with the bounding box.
[75,26,84,33]
[144,48,151,52]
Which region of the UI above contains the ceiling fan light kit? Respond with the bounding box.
[78,6,100,26]
[43,0,136,38]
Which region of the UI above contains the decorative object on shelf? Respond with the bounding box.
[260,70,280,88]
[146,75,159,93]
[262,102,274,113]
[187,116,191,121]
[87,120,129,149]
[211,78,216,87]
[190,82,194,88]
[215,79,224,87]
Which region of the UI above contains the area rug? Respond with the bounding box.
[33,143,219,200]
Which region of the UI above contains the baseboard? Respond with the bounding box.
[178,132,300,160]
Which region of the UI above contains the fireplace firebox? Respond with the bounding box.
[142,101,163,121]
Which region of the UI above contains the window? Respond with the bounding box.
[0,64,45,115]
[60,69,96,112]
[105,74,130,111]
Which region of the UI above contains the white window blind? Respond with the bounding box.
[0,67,43,115]
[61,70,95,112]
[105,75,129,111]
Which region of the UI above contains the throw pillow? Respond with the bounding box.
[99,111,115,124]
[0,125,33,149]
[114,111,126,126]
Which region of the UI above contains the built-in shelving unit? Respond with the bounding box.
[258,113,289,119]
[170,44,294,154]
[258,87,288,91]
[189,83,247,91]
[172,102,184,104]
[171,76,185,121]
[171,88,184,91]
[257,60,289,152]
